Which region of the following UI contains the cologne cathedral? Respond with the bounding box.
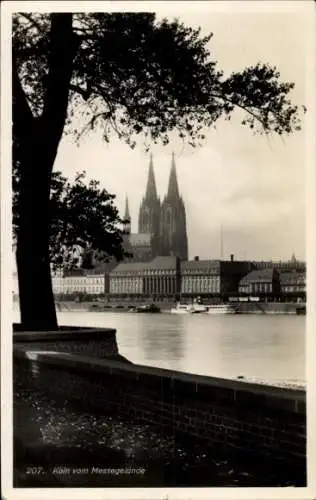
[124,153,188,262]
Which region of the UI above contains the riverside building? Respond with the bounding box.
[52,270,105,297]
[251,254,305,273]
[180,257,252,302]
[238,267,306,302]
[107,256,252,303]
[108,256,181,303]
[238,268,281,297]
[279,271,306,301]
[50,258,306,302]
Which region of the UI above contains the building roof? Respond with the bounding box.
[279,271,306,285]
[144,256,179,270]
[85,273,106,278]
[129,233,152,247]
[181,260,221,272]
[252,259,306,271]
[110,256,180,274]
[110,261,147,274]
[63,268,87,277]
[239,268,275,284]
[86,259,118,275]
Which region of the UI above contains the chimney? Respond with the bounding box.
[194,256,199,261]
[230,254,234,262]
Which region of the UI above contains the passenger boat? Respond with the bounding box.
[170,302,208,314]
[170,303,190,314]
[206,304,236,314]
[190,303,208,313]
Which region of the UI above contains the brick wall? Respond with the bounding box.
[14,349,306,469]
[13,325,130,362]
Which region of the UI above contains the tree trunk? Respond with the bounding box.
[17,223,57,331]
[13,14,78,330]
[16,147,58,330]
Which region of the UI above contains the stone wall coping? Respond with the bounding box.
[13,325,116,342]
[14,347,305,404]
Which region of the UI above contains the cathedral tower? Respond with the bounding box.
[123,195,131,235]
[160,153,188,261]
[138,154,161,256]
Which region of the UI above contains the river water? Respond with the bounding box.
[14,309,306,386]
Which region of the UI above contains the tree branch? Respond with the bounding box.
[69,83,90,100]
[19,13,46,35]
[208,91,267,128]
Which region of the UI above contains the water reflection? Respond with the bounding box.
[135,314,185,369]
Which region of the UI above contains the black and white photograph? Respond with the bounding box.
[2,0,316,497]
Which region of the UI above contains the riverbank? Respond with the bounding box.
[55,301,174,313]
[55,300,306,315]
[14,349,306,487]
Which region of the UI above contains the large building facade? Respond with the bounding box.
[124,153,188,262]
[180,257,253,301]
[52,271,105,296]
[107,257,252,303]
[238,268,280,297]
[109,256,181,302]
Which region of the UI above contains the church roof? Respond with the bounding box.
[129,233,152,247]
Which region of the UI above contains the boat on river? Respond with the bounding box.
[170,303,190,314]
[206,304,236,314]
[170,302,208,314]
[170,302,236,314]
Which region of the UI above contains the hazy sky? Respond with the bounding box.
[54,5,310,262]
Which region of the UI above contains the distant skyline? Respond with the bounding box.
[52,5,310,261]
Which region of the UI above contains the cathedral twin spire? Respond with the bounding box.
[143,152,181,203]
[166,152,180,200]
[144,153,159,202]
[128,153,182,219]
[124,194,130,221]
[136,152,188,261]
[123,194,131,235]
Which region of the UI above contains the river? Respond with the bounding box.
[14,309,305,386]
